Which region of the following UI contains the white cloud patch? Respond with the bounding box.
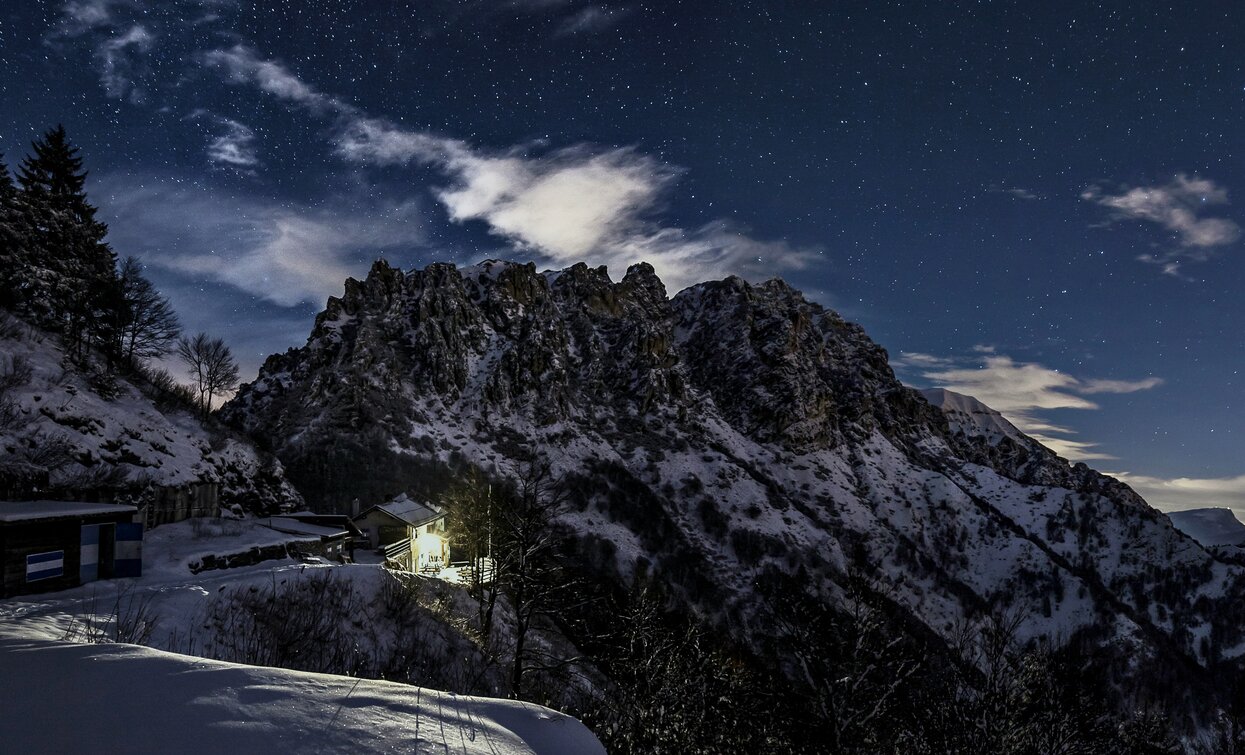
[96,24,153,100]
[186,111,260,170]
[96,175,427,307]
[1082,175,1240,274]
[206,119,259,169]
[905,352,1163,461]
[61,0,117,33]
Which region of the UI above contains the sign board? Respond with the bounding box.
[27,551,64,582]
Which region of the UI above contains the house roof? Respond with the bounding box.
[354,494,444,529]
[257,517,348,540]
[0,501,137,523]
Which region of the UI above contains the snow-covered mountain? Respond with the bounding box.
[1168,508,1245,548]
[0,317,300,513]
[222,259,1245,715]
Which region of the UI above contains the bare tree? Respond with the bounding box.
[176,332,239,414]
[492,459,571,697]
[118,256,180,364]
[443,467,502,636]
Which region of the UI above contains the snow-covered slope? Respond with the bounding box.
[0,630,601,755]
[1168,508,1245,548]
[221,259,1245,709]
[0,318,300,512]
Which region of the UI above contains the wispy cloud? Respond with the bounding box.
[1107,471,1245,517]
[554,5,630,36]
[197,49,817,292]
[96,24,153,100]
[186,110,260,170]
[97,175,427,307]
[900,351,1163,461]
[1082,175,1240,275]
[206,118,258,169]
[986,184,1039,201]
[200,44,346,114]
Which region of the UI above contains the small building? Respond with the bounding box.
[0,501,141,598]
[352,494,449,573]
[256,516,355,563]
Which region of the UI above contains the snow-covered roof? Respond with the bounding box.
[257,517,348,539]
[356,493,444,528]
[0,500,137,523]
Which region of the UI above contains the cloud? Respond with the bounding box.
[206,118,259,169]
[1107,471,1245,516]
[186,110,260,170]
[1082,175,1240,271]
[95,24,153,99]
[96,175,427,307]
[896,352,954,368]
[334,116,817,290]
[189,50,818,292]
[200,44,348,114]
[1077,377,1164,395]
[910,353,1163,461]
[554,6,630,36]
[986,184,1039,201]
[60,0,117,34]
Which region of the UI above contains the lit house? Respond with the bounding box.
[351,494,448,573]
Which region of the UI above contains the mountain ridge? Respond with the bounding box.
[222,258,1244,724]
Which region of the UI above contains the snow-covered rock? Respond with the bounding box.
[1168,508,1245,548]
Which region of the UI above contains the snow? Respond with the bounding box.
[0,630,603,755]
[0,500,137,522]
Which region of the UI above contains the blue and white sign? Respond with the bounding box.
[27,551,64,582]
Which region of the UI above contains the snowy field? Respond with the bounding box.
[0,520,604,755]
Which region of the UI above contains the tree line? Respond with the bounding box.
[0,125,237,413]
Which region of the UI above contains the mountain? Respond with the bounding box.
[222,259,1245,726]
[0,315,300,514]
[1169,508,1245,548]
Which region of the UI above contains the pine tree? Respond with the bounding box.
[0,155,28,311]
[16,126,120,358]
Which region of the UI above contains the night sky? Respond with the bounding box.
[2,1,1243,512]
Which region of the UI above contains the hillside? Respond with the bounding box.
[0,315,300,513]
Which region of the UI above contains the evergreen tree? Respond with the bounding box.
[0,155,27,311]
[17,125,120,357]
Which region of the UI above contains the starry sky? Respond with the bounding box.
[2,0,1243,512]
